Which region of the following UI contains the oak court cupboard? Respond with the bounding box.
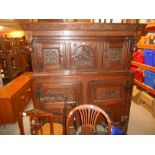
[21,22,145,132]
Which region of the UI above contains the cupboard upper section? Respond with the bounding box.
[20,23,146,73]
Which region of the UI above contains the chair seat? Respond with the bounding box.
[76,125,108,135]
[38,123,63,135]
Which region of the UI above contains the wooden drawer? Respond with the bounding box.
[12,87,28,121]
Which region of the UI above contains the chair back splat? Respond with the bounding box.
[66,104,112,135]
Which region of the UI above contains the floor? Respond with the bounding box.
[0,100,155,135]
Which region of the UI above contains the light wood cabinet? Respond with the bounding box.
[0,72,32,124]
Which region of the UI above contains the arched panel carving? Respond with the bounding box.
[71,45,94,68]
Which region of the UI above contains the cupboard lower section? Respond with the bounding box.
[32,73,133,132]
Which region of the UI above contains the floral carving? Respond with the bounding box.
[40,88,74,102]
[106,48,121,62]
[96,87,121,100]
[43,48,59,65]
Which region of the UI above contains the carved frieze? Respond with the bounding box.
[96,87,121,100]
[20,23,140,31]
[72,45,94,68]
[43,48,59,65]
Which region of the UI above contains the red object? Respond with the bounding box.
[130,66,137,73]
[134,70,144,82]
[130,66,144,82]
[133,50,144,63]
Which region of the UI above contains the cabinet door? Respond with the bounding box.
[33,81,82,111]
[32,41,65,72]
[89,78,130,122]
[103,40,131,71]
[70,41,97,69]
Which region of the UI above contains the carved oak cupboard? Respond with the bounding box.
[21,22,145,132]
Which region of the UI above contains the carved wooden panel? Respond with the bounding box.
[106,48,121,62]
[43,48,60,65]
[103,40,131,71]
[96,87,121,100]
[33,81,82,111]
[40,88,74,102]
[70,41,96,68]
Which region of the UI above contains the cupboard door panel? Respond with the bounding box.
[33,81,82,112]
[70,41,97,69]
[103,40,131,71]
[89,78,130,122]
[33,41,65,71]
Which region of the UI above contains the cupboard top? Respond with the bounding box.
[20,23,146,37]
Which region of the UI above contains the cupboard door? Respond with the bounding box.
[33,41,65,72]
[89,78,130,122]
[33,81,82,112]
[70,41,97,69]
[103,40,131,71]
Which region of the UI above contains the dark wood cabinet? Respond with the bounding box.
[0,38,32,85]
[0,53,19,79]
[21,22,145,132]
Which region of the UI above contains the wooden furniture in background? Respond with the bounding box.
[0,52,20,80]
[0,72,32,124]
[66,104,112,135]
[0,38,32,84]
[21,22,145,132]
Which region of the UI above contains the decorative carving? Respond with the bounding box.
[20,23,140,31]
[43,48,59,65]
[40,88,74,102]
[96,87,121,100]
[72,45,94,68]
[106,48,121,62]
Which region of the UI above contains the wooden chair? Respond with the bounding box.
[39,100,76,134]
[18,109,63,135]
[66,104,112,135]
